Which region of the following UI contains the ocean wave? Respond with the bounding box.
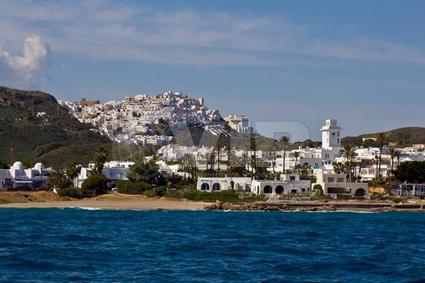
[67,206,103,211]
[305,210,378,214]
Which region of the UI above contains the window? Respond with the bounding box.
[212,183,221,191]
[337,177,344,183]
[328,177,335,182]
[264,185,273,194]
[201,183,209,191]
[275,185,284,194]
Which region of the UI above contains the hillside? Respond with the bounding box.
[0,87,112,169]
[342,127,425,147]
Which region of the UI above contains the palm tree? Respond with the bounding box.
[279,136,290,173]
[293,151,300,166]
[250,131,257,179]
[225,144,232,174]
[388,147,397,175]
[241,152,250,173]
[206,151,216,171]
[339,142,356,181]
[375,133,386,178]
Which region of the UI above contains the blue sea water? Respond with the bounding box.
[0,209,425,282]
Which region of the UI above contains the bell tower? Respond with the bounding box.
[321,119,342,149]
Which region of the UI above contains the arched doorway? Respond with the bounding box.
[264,185,273,194]
[212,183,221,191]
[275,185,284,194]
[230,181,235,190]
[355,188,366,197]
[201,183,210,191]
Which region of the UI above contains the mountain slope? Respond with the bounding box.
[0,87,111,169]
[342,127,425,147]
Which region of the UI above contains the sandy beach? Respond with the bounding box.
[0,192,209,211]
[0,191,424,212]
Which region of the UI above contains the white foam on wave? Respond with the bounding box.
[68,206,103,211]
[305,210,378,214]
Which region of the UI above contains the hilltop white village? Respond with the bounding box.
[1,91,425,199]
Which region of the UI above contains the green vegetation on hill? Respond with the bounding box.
[0,86,112,169]
[342,127,425,147]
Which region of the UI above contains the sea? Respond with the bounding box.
[0,209,424,282]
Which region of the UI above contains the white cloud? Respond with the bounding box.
[0,35,51,87]
[0,0,424,67]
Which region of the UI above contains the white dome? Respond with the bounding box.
[11,161,24,171]
[34,163,44,170]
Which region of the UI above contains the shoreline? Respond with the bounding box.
[0,192,424,212]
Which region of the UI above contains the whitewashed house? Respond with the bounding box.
[0,162,51,191]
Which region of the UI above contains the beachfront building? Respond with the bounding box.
[0,162,51,191]
[74,161,135,188]
[251,174,311,197]
[312,169,369,198]
[197,177,252,192]
[197,174,310,198]
[391,183,425,198]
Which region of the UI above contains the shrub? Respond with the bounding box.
[312,184,324,196]
[117,180,152,195]
[183,190,242,202]
[143,186,167,198]
[81,175,109,197]
[58,187,81,199]
[143,190,157,198]
[153,186,166,197]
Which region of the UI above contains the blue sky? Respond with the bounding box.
[1,0,425,139]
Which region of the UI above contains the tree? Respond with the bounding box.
[332,162,345,175]
[81,175,109,197]
[375,133,386,178]
[339,142,357,181]
[127,158,165,187]
[250,131,257,179]
[279,136,290,172]
[206,151,216,172]
[0,160,8,169]
[292,151,300,166]
[48,170,72,189]
[226,144,232,174]
[181,153,197,180]
[65,161,81,181]
[93,147,108,175]
[388,147,399,176]
[295,163,314,181]
[313,184,324,196]
[393,161,425,184]
[215,135,227,175]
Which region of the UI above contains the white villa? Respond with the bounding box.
[312,168,369,198]
[74,161,135,188]
[0,162,51,191]
[196,174,310,198]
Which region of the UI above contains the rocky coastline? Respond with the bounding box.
[205,201,425,212]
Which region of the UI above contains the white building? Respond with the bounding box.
[224,114,249,134]
[74,161,135,188]
[251,174,311,196]
[196,174,310,198]
[312,169,369,198]
[197,177,252,192]
[0,162,51,191]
